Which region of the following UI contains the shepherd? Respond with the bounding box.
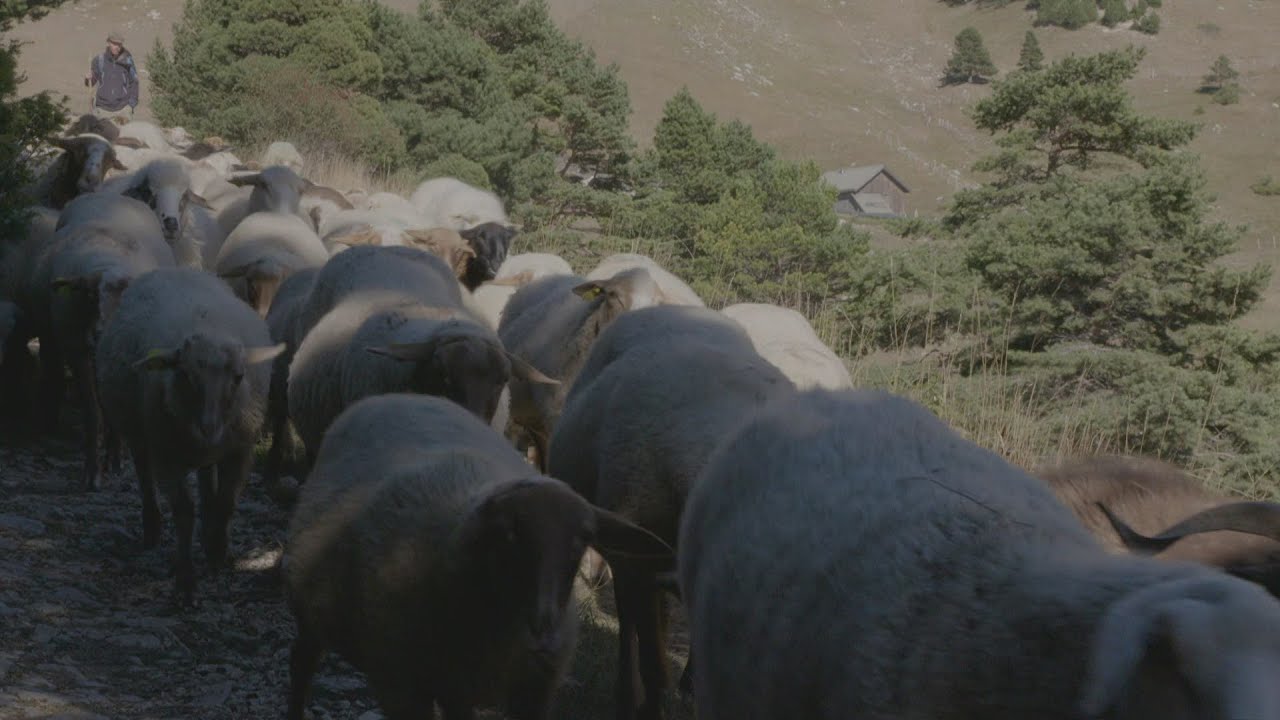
[85,31,139,122]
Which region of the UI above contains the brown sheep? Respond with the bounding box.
[1039,455,1280,596]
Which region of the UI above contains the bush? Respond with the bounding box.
[1132,11,1160,34]
[1252,176,1280,197]
[1100,0,1128,27]
[1034,0,1097,29]
[1212,84,1240,105]
[418,154,493,190]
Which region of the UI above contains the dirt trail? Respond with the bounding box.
[0,424,382,719]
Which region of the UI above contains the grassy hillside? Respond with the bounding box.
[9,0,1279,322]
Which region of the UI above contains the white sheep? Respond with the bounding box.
[548,304,793,719]
[409,177,509,230]
[720,303,853,390]
[471,252,574,331]
[97,267,282,604]
[283,393,672,720]
[679,388,1280,720]
[586,253,705,307]
[261,141,305,174]
[364,191,427,227]
[117,120,174,153]
[100,156,216,268]
[497,268,667,469]
[214,211,328,316]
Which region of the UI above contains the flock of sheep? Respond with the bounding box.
[3,114,1280,720]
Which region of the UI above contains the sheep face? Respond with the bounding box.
[462,480,675,657]
[571,267,665,319]
[50,272,132,353]
[127,173,212,242]
[460,222,518,291]
[1080,576,1280,719]
[136,334,283,447]
[231,166,313,216]
[53,135,124,195]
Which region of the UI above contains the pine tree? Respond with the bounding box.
[942,27,998,85]
[1202,55,1239,91]
[1017,30,1044,72]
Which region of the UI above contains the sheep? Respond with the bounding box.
[497,268,670,470]
[364,191,425,226]
[409,176,509,230]
[230,165,314,218]
[459,221,519,291]
[214,212,328,316]
[261,141,305,174]
[38,199,176,490]
[471,252,574,331]
[117,120,174,153]
[260,267,321,502]
[64,113,120,144]
[1040,455,1280,596]
[42,134,127,209]
[96,267,283,604]
[586,253,705,308]
[678,388,1280,720]
[41,193,174,411]
[548,304,793,720]
[0,208,60,426]
[320,217,478,286]
[299,184,354,234]
[287,246,468,464]
[164,126,196,151]
[100,156,216,268]
[720,303,853,390]
[283,392,674,720]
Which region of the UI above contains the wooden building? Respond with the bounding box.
[821,164,911,218]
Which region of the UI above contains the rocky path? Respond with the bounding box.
[0,429,380,719]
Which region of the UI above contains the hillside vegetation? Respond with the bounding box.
[5,0,1280,496]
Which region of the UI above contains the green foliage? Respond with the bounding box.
[942,27,998,86]
[148,0,392,164]
[1034,0,1097,29]
[1212,84,1240,105]
[962,160,1268,352]
[1145,0,1160,6]
[1100,0,1128,27]
[1017,31,1043,73]
[1252,176,1280,197]
[649,88,775,204]
[965,47,1197,183]
[1197,22,1221,36]
[1132,11,1160,34]
[1,1,69,240]
[1201,55,1240,105]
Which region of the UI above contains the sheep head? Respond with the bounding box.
[125,158,213,241]
[51,271,132,350]
[135,335,284,447]
[51,134,126,194]
[459,222,518,291]
[572,267,666,323]
[458,478,674,656]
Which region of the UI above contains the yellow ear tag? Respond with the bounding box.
[576,285,603,300]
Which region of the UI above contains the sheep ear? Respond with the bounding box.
[328,228,383,248]
[244,343,286,365]
[114,137,146,150]
[591,507,676,574]
[134,347,180,371]
[1079,578,1226,718]
[449,245,476,278]
[506,351,558,386]
[185,191,213,210]
[228,172,265,188]
[108,152,128,172]
[486,270,535,288]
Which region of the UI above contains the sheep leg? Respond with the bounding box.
[202,448,251,571]
[635,586,671,720]
[613,574,643,720]
[105,423,123,475]
[263,371,296,503]
[132,441,161,548]
[197,465,220,568]
[74,354,104,491]
[677,649,694,697]
[36,338,65,432]
[160,462,198,606]
[287,624,324,720]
